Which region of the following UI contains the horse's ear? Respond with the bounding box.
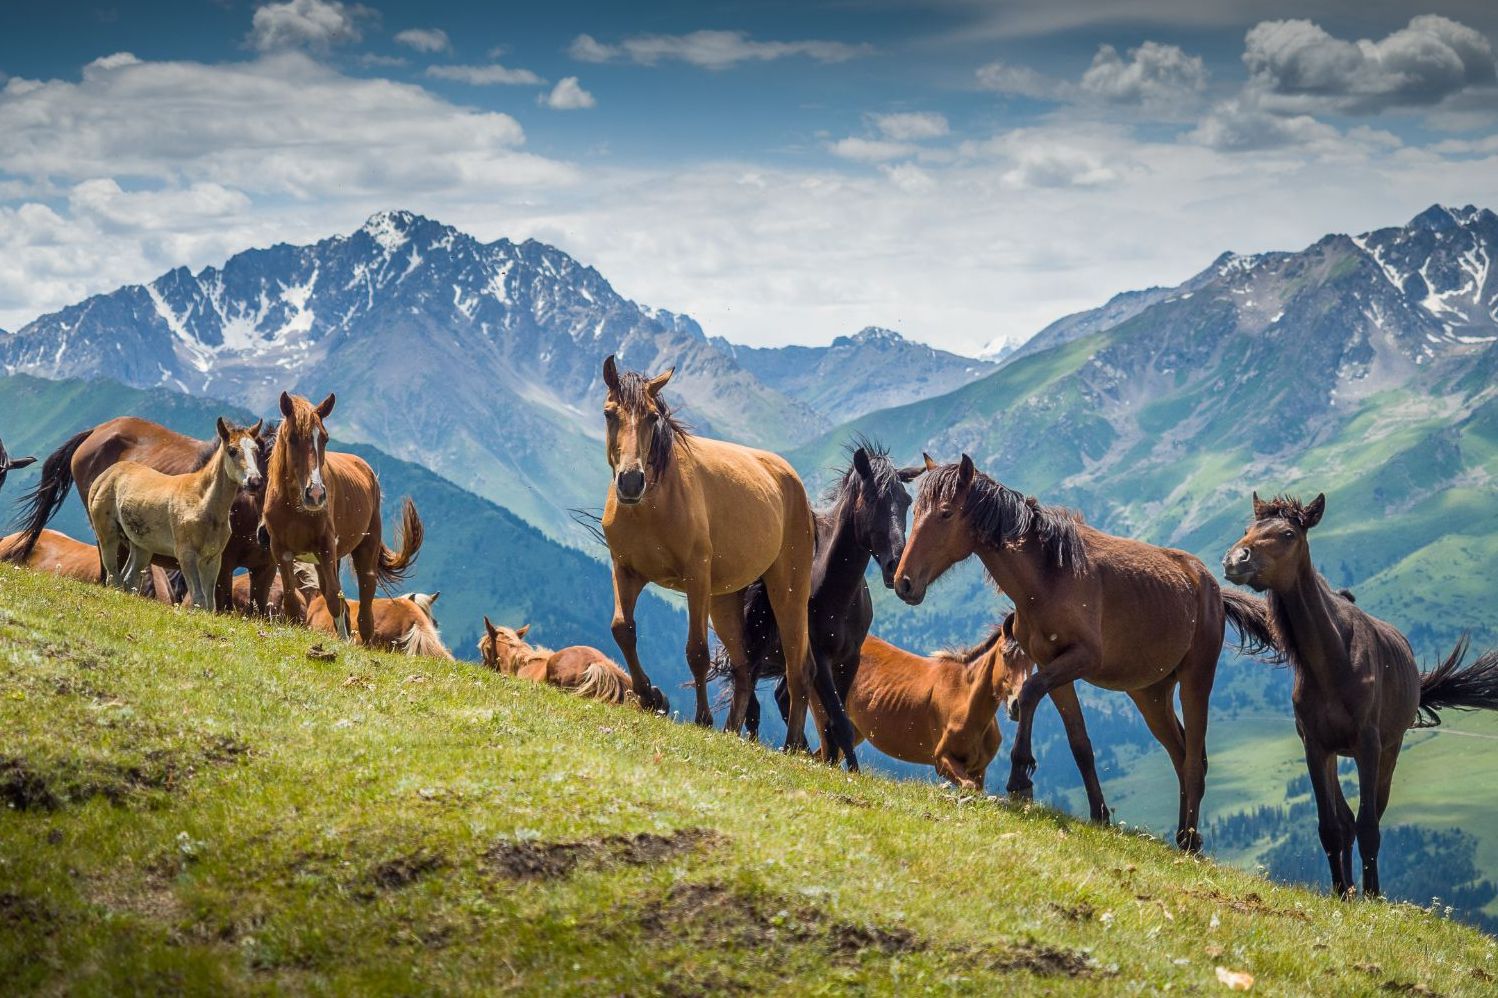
[248,418,264,436]
[515,623,530,639]
[314,393,336,419]
[852,447,873,481]
[922,452,938,472]
[216,416,231,442]
[603,355,621,393]
[647,367,674,396]
[957,453,975,489]
[1001,612,1014,639]
[428,590,440,603]
[1302,493,1326,530]
[1251,491,1272,521]
[279,391,295,418]
[483,615,498,639]
[896,464,923,483]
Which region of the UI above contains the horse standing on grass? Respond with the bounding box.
[478,617,648,705]
[894,454,1272,851]
[0,527,180,604]
[599,356,854,763]
[86,418,262,610]
[5,417,277,612]
[260,392,422,645]
[1224,492,1498,898]
[0,436,36,493]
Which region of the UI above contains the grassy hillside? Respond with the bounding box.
[0,374,689,686]
[3,568,1496,995]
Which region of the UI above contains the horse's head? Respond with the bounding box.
[276,391,335,511]
[844,441,923,589]
[895,453,980,605]
[1223,491,1324,593]
[601,354,680,506]
[0,435,36,492]
[479,615,533,674]
[217,417,265,491]
[996,614,1034,722]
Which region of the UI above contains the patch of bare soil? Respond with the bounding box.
[0,736,252,813]
[357,852,448,899]
[1186,887,1311,921]
[483,828,720,881]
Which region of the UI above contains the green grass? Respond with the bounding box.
[3,569,1497,995]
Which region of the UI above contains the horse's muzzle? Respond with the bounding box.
[880,558,899,590]
[615,469,646,505]
[1222,548,1255,585]
[303,484,328,509]
[895,574,925,606]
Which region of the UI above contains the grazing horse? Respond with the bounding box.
[600,356,846,761]
[0,527,179,604]
[1224,492,1498,898]
[86,418,262,610]
[5,417,277,612]
[261,392,422,645]
[478,617,649,704]
[0,436,36,493]
[894,454,1271,852]
[736,441,920,767]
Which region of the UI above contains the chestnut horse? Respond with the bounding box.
[5,417,277,611]
[261,392,422,644]
[894,454,1271,852]
[600,356,843,760]
[1224,492,1498,897]
[308,590,452,659]
[1,527,178,604]
[0,435,36,493]
[479,617,646,704]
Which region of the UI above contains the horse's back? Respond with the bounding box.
[546,646,620,686]
[73,417,199,493]
[2,528,99,581]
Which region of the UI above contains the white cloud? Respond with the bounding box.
[828,137,917,162]
[428,63,544,86]
[1079,41,1207,110]
[1243,15,1498,114]
[541,76,595,110]
[567,30,872,70]
[248,0,370,53]
[393,28,450,54]
[872,111,949,141]
[975,59,1059,99]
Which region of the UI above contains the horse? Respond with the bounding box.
[1224,492,1498,897]
[893,454,1272,852]
[86,417,262,610]
[599,356,851,763]
[0,435,36,493]
[0,527,180,604]
[478,617,648,704]
[733,440,920,766]
[5,416,278,612]
[260,392,422,645]
[307,589,453,659]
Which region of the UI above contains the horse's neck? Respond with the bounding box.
[194,445,238,509]
[974,542,1045,607]
[812,501,870,609]
[1272,562,1350,687]
[950,649,1001,739]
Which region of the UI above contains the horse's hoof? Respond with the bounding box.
[1094,806,1112,826]
[1006,781,1034,800]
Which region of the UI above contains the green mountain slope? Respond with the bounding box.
[2,569,1494,995]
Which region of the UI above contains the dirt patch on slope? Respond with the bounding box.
[483,828,720,881]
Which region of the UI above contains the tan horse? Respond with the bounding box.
[0,527,178,604]
[261,392,422,644]
[307,590,452,659]
[478,617,643,704]
[600,356,836,756]
[86,418,262,610]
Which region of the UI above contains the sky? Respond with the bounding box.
[2,1,1498,355]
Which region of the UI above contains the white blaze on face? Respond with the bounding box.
[237,437,259,485]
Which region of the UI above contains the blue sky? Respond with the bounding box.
[3,1,1498,353]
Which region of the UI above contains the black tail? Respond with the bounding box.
[1222,589,1279,659]
[1416,635,1498,727]
[5,428,90,565]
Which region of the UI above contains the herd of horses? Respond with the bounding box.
[5,354,1498,902]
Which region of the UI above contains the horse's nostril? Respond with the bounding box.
[617,470,645,497]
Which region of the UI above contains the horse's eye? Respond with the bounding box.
[1281,530,1295,540]
[940,508,954,520]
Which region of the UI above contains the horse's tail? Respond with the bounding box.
[573,660,629,704]
[4,428,90,564]
[376,498,423,587]
[1415,635,1498,727]
[396,618,454,660]
[1221,589,1279,659]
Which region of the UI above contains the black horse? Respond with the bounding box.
[738,440,922,758]
[0,435,36,495]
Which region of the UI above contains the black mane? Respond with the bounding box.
[921,464,1088,571]
[816,435,901,529]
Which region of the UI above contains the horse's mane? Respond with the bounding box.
[1253,493,1317,527]
[613,369,691,479]
[935,619,1008,665]
[922,465,1088,571]
[187,435,219,472]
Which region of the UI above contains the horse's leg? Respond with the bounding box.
[1176,648,1217,854]
[744,694,762,742]
[95,510,124,588]
[683,572,715,728]
[250,564,277,617]
[1304,738,1352,898]
[609,563,660,710]
[709,592,752,734]
[315,547,348,641]
[808,644,858,770]
[760,557,814,754]
[1125,679,1189,830]
[1007,646,1094,799]
[1331,755,1356,894]
[1049,682,1111,825]
[351,534,378,645]
[1353,727,1386,898]
[177,550,203,608]
[199,551,223,614]
[273,546,307,623]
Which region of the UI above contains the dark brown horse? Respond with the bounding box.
[1224,492,1498,897]
[261,392,422,645]
[0,436,36,493]
[5,417,277,611]
[894,454,1270,852]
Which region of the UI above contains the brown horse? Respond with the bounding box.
[307,590,453,659]
[1,527,178,604]
[1224,492,1498,897]
[87,418,262,610]
[479,617,644,704]
[894,454,1270,852]
[600,356,842,759]
[0,435,36,493]
[6,417,277,611]
[260,392,422,644]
